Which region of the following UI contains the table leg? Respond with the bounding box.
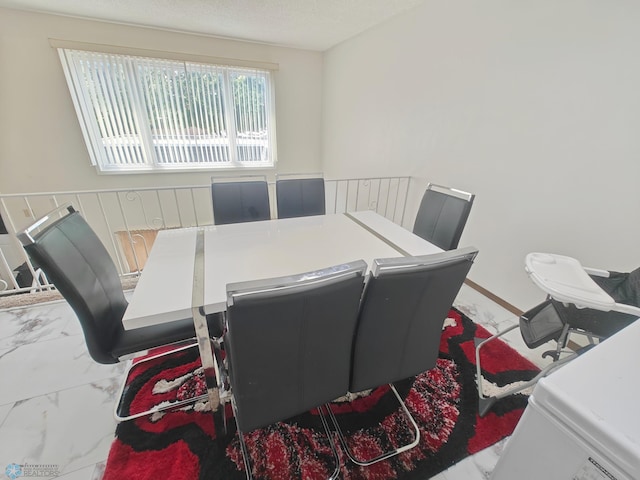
[191,228,226,435]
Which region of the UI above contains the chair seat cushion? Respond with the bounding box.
[112,313,223,360]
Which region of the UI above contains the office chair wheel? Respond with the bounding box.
[541,350,561,361]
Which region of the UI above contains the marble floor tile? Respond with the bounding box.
[53,464,99,480]
[436,438,509,479]
[0,301,78,350]
[91,461,106,480]
[0,402,14,428]
[468,438,509,478]
[454,285,518,333]
[0,334,125,405]
[0,378,119,479]
[439,455,488,480]
[429,473,449,480]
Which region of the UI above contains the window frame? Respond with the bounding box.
[56,42,278,174]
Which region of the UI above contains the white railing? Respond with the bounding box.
[0,176,412,296]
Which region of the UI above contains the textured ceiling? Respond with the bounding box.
[0,0,424,51]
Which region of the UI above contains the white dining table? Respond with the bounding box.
[121,210,443,413]
[123,210,441,330]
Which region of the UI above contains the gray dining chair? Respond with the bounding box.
[413,183,475,250]
[17,204,219,421]
[326,246,479,466]
[222,260,367,479]
[275,173,326,219]
[211,175,271,225]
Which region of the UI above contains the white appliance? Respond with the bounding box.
[491,318,640,480]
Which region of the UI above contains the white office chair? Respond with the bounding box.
[475,253,640,417]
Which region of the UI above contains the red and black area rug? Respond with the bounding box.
[103,309,539,480]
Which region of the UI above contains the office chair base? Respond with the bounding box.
[475,333,578,417]
[325,384,420,466]
[478,396,498,418]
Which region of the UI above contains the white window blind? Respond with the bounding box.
[59,49,276,172]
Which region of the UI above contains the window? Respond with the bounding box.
[58,49,276,173]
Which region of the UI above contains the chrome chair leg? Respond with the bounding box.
[474,324,519,416]
[325,384,420,466]
[114,342,209,422]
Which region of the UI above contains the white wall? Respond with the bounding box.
[3,3,640,308]
[322,0,640,309]
[0,8,323,193]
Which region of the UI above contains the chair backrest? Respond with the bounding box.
[211,176,271,225]
[18,205,127,364]
[413,183,475,250]
[225,260,367,432]
[276,174,326,219]
[350,247,478,393]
